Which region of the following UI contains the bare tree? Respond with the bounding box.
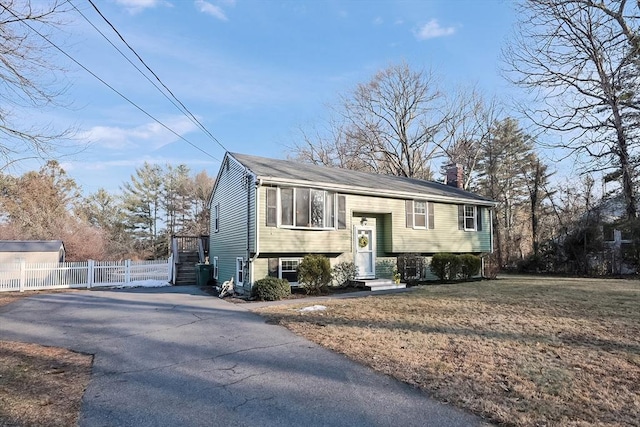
[442,88,503,190]
[503,0,640,219]
[0,0,73,169]
[293,62,451,179]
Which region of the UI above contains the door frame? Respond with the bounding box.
[354,225,376,279]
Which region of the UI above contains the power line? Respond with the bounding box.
[82,0,228,153]
[69,1,208,140]
[0,2,220,162]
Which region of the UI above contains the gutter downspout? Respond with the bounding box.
[250,178,261,287]
[245,169,251,294]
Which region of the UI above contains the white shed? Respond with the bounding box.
[0,240,66,264]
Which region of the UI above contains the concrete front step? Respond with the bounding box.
[355,279,406,291]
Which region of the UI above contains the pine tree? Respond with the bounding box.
[121,162,164,257]
[474,118,535,266]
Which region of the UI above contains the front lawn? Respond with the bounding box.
[0,291,92,427]
[257,276,640,426]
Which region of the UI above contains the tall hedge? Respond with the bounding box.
[430,253,481,282]
[459,254,481,280]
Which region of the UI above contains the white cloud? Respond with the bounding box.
[414,19,456,40]
[373,16,383,25]
[78,116,199,150]
[115,0,165,14]
[195,0,228,21]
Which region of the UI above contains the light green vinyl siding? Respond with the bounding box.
[208,158,255,290]
[393,202,491,253]
[257,187,491,255]
[258,186,350,253]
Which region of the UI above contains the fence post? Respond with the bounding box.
[87,260,94,289]
[167,254,173,283]
[125,259,131,284]
[19,260,26,292]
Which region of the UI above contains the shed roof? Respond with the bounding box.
[229,152,494,205]
[0,240,65,253]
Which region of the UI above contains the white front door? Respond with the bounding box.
[236,257,244,288]
[354,226,375,279]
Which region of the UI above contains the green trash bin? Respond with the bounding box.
[195,264,213,286]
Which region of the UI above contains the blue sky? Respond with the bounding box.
[18,0,518,194]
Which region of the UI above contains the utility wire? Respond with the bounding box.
[69,1,208,141]
[83,0,228,153]
[0,2,220,162]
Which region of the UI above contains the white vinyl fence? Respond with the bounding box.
[0,257,172,292]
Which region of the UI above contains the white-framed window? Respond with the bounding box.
[213,256,219,280]
[458,205,483,231]
[405,200,434,229]
[213,203,220,233]
[414,201,427,228]
[278,187,336,229]
[266,187,277,226]
[280,258,303,284]
[464,205,476,231]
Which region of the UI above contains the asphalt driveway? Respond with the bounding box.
[0,286,484,426]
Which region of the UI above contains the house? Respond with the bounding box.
[0,240,66,264]
[208,152,495,295]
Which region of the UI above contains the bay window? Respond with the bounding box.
[274,187,337,229]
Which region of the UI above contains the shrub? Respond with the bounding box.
[459,254,481,280]
[331,261,356,288]
[429,253,461,281]
[483,253,500,279]
[252,277,291,301]
[298,254,332,295]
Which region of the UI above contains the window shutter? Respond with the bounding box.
[458,205,464,230]
[266,188,277,227]
[337,195,346,229]
[405,200,413,228]
[268,258,279,278]
[428,202,435,230]
[476,207,483,231]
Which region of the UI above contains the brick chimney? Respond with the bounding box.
[445,163,464,189]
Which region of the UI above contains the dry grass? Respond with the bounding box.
[0,291,92,427]
[257,276,640,426]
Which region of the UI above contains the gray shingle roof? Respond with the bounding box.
[0,240,64,253]
[230,152,494,205]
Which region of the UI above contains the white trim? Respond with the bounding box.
[250,178,262,288]
[236,257,244,288]
[279,257,303,285]
[489,209,494,253]
[354,225,376,279]
[463,205,477,231]
[412,200,427,229]
[277,187,337,229]
[213,203,220,233]
[258,176,496,207]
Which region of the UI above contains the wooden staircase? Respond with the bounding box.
[175,252,199,285]
[171,235,209,286]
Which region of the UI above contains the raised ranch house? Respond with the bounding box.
[0,240,65,264]
[209,152,495,295]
